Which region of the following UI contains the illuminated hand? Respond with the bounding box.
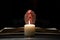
[24,10,36,24]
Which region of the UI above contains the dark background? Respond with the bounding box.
[0,0,60,29]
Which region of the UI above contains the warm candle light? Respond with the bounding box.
[24,10,36,37]
[24,20,35,37]
[28,20,30,25]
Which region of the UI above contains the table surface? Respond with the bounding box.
[0,38,60,40]
[0,27,60,33]
[0,27,60,39]
[0,34,60,40]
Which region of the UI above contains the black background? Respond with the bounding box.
[0,0,60,29]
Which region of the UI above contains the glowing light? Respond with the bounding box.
[28,20,30,25]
